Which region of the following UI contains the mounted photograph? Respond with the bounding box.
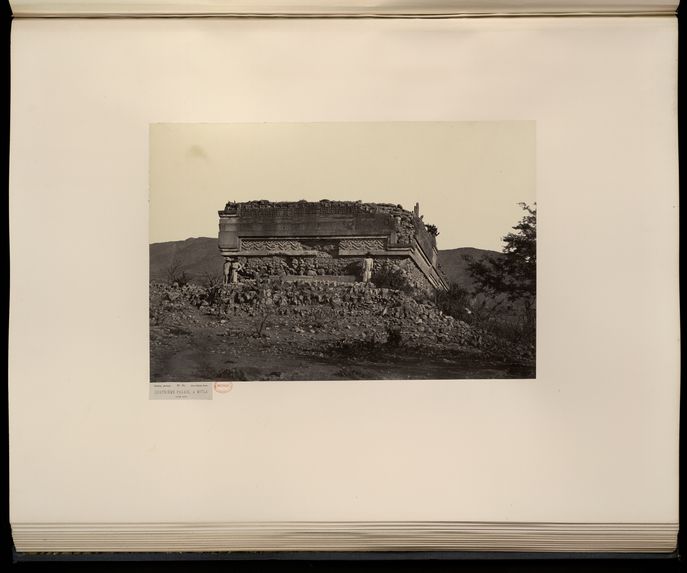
[149,122,536,381]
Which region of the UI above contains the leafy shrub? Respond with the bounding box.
[371,261,414,293]
[386,325,403,347]
[425,223,440,237]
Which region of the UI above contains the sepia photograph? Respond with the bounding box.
[149,122,536,381]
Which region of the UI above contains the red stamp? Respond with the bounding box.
[214,381,233,394]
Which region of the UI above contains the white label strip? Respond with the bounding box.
[149,382,213,400]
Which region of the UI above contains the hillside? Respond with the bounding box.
[437,247,503,289]
[149,237,224,281]
[149,237,501,287]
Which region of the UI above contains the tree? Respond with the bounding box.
[165,256,190,286]
[466,203,536,311]
[201,271,225,305]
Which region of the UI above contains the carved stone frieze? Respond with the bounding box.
[338,238,385,251]
[241,239,304,251]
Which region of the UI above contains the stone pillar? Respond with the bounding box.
[362,256,374,283]
[223,258,232,286]
[230,259,243,284]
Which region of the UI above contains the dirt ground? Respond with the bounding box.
[150,303,535,381]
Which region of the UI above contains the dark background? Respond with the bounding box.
[1,1,683,570]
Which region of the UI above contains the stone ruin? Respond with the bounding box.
[218,200,448,292]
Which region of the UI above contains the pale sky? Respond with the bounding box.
[150,122,535,251]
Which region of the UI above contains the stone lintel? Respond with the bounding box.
[220,250,320,258]
[220,249,410,258]
[220,249,408,259]
[337,249,405,257]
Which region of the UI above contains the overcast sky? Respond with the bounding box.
[150,122,535,251]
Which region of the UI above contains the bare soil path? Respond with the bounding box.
[151,306,534,381]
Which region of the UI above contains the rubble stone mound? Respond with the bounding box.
[150,280,532,361]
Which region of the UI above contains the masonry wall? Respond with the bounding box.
[218,200,447,291]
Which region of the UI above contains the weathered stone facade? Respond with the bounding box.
[218,200,448,292]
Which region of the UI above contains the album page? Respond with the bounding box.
[8,14,679,547]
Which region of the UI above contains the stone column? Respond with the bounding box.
[230,259,243,284]
[223,258,232,285]
[362,256,374,283]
